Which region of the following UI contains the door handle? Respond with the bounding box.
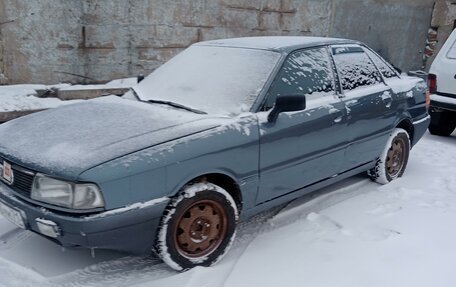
[381,92,392,108]
[329,108,343,123]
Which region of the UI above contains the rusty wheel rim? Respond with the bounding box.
[174,200,228,258]
[386,137,406,177]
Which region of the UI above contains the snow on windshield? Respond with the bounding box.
[134,45,281,115]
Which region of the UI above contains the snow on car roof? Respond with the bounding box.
[196,36,359,52]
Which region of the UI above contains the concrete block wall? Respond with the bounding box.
[1,0,83,83]
[0,0,7,84]
[331,0,435,72]
[0,0,436,84]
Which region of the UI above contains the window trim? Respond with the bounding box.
[257,45,338,112]
[326,45,344,98]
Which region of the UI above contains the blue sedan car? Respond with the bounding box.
[0,37,429,270]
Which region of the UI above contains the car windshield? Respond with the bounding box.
[133,45,281,115]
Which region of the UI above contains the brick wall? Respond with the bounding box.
[0,0,436,84]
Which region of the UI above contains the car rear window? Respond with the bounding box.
[363,48,398,78]
[332,45,382,91]
[263,47,336,110]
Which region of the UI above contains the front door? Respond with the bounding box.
[257,47,347,203]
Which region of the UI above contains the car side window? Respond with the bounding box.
[363,48,399,79]
[262,47,336,111]
[331,45,382,91]
[446,39,456,59]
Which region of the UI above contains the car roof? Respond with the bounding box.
[195,36,361,53]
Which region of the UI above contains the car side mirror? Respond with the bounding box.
[267,94,306,123]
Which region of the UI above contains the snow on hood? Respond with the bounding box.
[0,96,220,179]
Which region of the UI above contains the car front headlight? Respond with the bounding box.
[31,174,105,210]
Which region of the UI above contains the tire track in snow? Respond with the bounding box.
[219,177,377,285]
[48,256,173,287]
[0,256,45,287]
[268,177,372,228]
[217,206,286,287]
[0,228,32,250]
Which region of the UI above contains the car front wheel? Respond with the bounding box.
[368,128,410,184]
[155,182,238,271]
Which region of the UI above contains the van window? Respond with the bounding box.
[446,40,456,59]
[332,45,382,91]
[263,47,335,110]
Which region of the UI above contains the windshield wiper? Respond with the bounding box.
[146,99,207,115]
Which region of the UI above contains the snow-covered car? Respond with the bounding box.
[0,37,429,271]
[428,29,456,136]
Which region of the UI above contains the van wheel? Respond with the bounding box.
[155,182,238,271]
[428,110,456,137]
[368,128,410,184]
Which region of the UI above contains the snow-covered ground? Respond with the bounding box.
[58,77,137,91]
[0,131,455,287]
[0,78,136,112]
[0,84,72,112]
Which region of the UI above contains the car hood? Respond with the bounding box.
[0,96,222,180]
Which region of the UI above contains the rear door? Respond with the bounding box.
[257,47,347,203]
[331,44,395,171]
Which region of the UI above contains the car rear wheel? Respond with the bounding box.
[428,110,456,137]
[368,128,410,184]
[155,182,238,271]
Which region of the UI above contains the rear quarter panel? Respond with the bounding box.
[386,76,428,146]
[386,76,428,121]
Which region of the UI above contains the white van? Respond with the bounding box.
[428,29,456,136]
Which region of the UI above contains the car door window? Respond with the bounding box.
[262,47,336,110]
[332,45,382,91]
[363,48,399,78]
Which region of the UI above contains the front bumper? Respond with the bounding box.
[0,181,169,255]
[430,94,456,112]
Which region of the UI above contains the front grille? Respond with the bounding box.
[0,157,35,197]
[11,166,35,196]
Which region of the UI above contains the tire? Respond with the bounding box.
[428,110,456,137]
[155,182,238,271]
[368,128,410,185]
